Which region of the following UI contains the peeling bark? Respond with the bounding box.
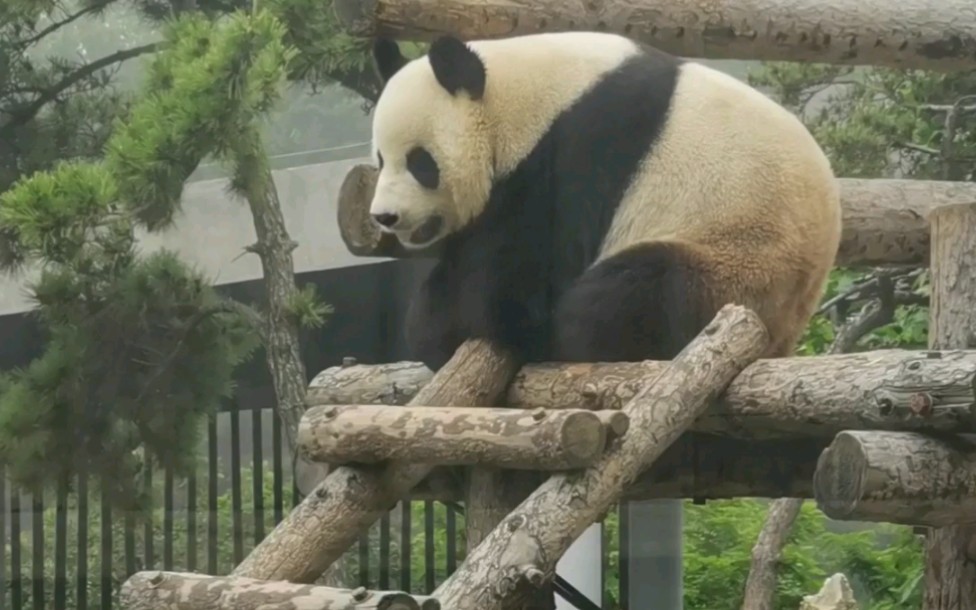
[337,163,976,267]
[308,349,976,440]
[233,339,519,583]
[119,571,440,610]
[297,404,616,470]
[923,201,976,610]
[432,304,769,610]
[332,0,976,71]
[814,431,976,527]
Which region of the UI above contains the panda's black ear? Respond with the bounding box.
[373,38,408,84]
[428,35,486,100]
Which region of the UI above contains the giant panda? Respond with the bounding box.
[367,31,842,372]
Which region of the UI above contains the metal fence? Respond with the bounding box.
[0,400,627,610]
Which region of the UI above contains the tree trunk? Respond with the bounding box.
[432,305,768,610]
[232,339,520,583]
[235,137,307,452]
[332,0,976,72]
[740,498,804,610]
[307,349,976,441]
[337,164,976,268]
[924,202,976,610]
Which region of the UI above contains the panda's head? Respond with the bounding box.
[368,36,494,249]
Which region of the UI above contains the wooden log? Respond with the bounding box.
[431,304,769,609]
[336,161,976,267]
[233,339,520,583]
[332,0,976,71]
[119,571,440,610]
[923,201,976,609]
[308,349,976,440]
[297,404,616,470]
[814,431,976,527]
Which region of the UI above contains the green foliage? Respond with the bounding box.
[105,10,295,230]
[682,500,923,609]
[0,157,259,512]
[287,282,333,329]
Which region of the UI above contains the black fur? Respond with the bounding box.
[373,38,408,83]
[551,242,718,362]
[427,36,487,99]
[402,45,685,371]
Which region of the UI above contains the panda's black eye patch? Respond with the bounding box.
[406,146,439,189]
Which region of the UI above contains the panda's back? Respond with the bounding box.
[598,59,840,262]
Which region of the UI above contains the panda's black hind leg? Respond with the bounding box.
[551,240,721,363]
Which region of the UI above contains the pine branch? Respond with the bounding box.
[0,42,160,137]
[12,0,116,49]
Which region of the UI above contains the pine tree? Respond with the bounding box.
[0,4,363,511]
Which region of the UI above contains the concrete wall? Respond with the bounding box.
[0,153,377,316]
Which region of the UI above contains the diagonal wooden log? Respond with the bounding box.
[338,164,976,267]
[119,571,441,610]
[308,349,976,440]
[232,339,520,583]
[814,430,976,528]
[431,304,769,609]
[332,0,976,71]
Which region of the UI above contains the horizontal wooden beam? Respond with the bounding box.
[119,571,440,610]
[333,0,976,71]
[336,164,976,267]
[814,430,976,528]
[309,349,976,440]
[298,404,623,470]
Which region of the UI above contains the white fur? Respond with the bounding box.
[369,32,640,246]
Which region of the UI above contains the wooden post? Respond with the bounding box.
[332,0,976,71]
[923,201,976,610]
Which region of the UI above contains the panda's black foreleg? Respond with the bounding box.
[550,240,720,363]
[403,262,463,372]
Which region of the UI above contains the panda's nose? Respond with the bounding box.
[372,212,400,228]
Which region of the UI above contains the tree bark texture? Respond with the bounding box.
[924,202,976,610]
[337,163,976,268]
[298,404,617,470]
[233,339,519,583]
[119,571,440,610]
[238,142,308,454]
[333,0,976,71]
[431,304,769,610]
[813,431,976,527]
[740,498,804,610]
[308,349,976,441]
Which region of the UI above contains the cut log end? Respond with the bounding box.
[812,432,866,519]
[559,410,607,465]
